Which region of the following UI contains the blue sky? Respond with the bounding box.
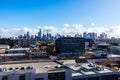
[0,0,120,37]
[0,0,120,27]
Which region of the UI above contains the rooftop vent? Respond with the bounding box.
[88,62,95,67]
[44,65,50,68]
[74,64,80,67]
[15,67,19,70]
[54,66,58,69]
[26,66,33,70]
[20,67,25,70]
[9,68,13,70]
[96,66,104,71]
[3,68,7,71]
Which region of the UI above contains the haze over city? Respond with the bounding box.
[0,0,120,37]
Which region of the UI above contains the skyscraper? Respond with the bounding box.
[38,29,41,39]
[26,32,30,39]
[83,32,88,39]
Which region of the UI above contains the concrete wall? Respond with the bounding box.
[66,69,72,80]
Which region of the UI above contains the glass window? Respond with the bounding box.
[20,74,25,80]
[48,72,65,80]
[35,78,44,80]
[2,76,7,80]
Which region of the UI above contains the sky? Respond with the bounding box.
[0,0,120,37]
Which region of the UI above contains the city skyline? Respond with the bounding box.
[0,0,120,37]
[0,24,120,38]
[2,27,111,40]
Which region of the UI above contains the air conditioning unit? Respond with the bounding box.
[9,68,13,70]
[15,67,19,70]
[88,62,95,67]
[26,66,33,70]
[96,66,104,71]
[20,67,25,70]
[44,65,50,68]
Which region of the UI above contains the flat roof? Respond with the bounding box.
[69,63,118,79]
[0,54,25,56]
[60,60,76,65]
[108,54,120,58]
[6,48,30,51]
[0,59,119,78]
[0,60,65,74]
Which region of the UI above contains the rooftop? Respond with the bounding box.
[0,60,65,75]
[0,59,119,78]
[6,48,30,52]
[70,63,118,79]
[57,59,119,76]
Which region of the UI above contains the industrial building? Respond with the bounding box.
[0,60,71,80]
[0,59,119,80]
[55,37,85,54]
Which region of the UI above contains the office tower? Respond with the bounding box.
[38,29,41,39]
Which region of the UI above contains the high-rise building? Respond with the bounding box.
[75,34,80,37]
[42,34,47,40]
[55,34,61,39]
[83,32,88,39]
[100,32,107,39]
[38,29,41,39]
[26,32,30,39]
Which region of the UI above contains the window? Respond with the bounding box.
[73,77,99,80]
[48,72,65,80]
[2,76,7,80]
[87,77,99,80]
[102,75,118,80]
[35,78,44,80]
[20,74,25,80]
